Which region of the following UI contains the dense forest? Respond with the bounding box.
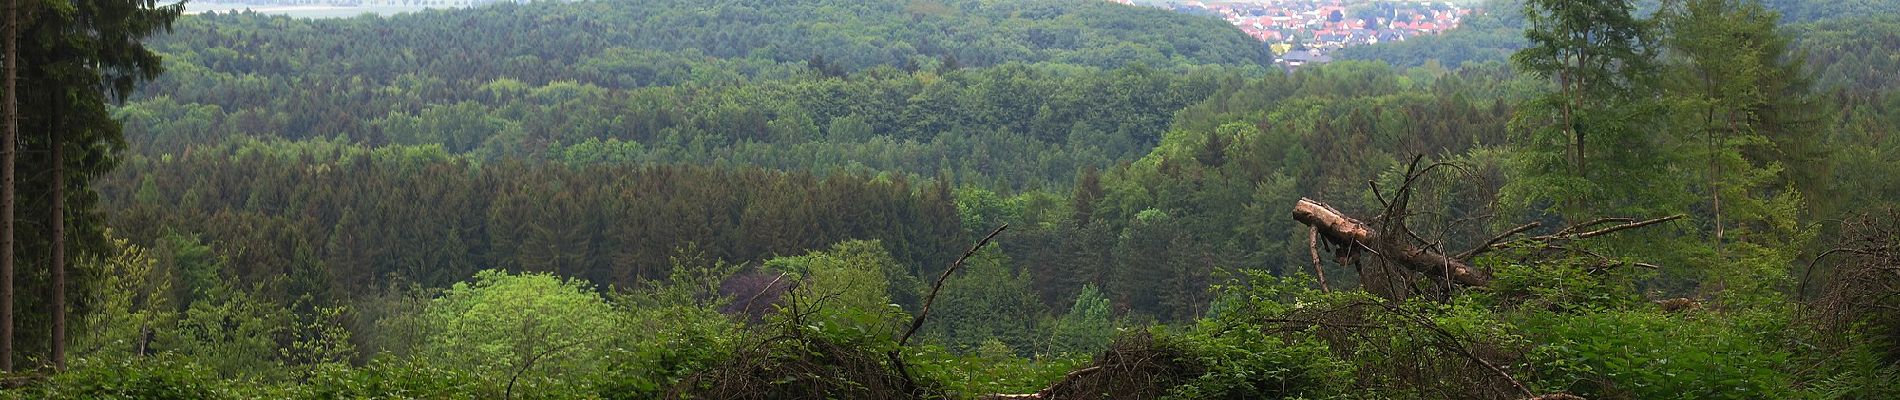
[3,0,1900,399]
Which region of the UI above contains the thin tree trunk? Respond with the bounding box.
[1571,4,1589,181]
[1308,227,1329,292]
[1704,77,1724,262]
[2,0,19,373]
[1556,15,1583,219]
[50,132,63,370]
[1717,109,1736,258]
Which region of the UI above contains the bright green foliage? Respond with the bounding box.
[765,240,912,342]
[592,252,743,397]
[164,289,291,381]
[0,356,234,400]
[1046,285,1116,357]
[68,232,351,382]
[297,358,483,400]
[909,343,1088,397]
[1486,257,1648,313]
[1161,325,1351,400]
[955,188,1023,233]
[73,234,176,361]
[418,270,618,396]
[152,232,222,315]
[1168,271,1358,399]
[1525,310,1794,399]
[373,101,518,153]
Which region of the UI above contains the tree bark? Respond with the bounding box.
[1291,198,1491,287]
[2,0,18,373]
[49,132,62,370]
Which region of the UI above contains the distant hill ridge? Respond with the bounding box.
[153,0,1270,85]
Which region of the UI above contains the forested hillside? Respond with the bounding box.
[121,0,1266,188]
[4,0,1900,399]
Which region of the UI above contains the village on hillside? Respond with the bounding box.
[1116,0,1474,67]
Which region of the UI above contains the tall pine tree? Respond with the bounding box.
[1660,0,1815,305]
[1508,0,1677,220]
[8,0,179,367]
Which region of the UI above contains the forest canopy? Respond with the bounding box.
[2,0,1900,399]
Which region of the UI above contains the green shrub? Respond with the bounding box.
[4,357,232,400]
[1484,256,1647,313]
[910,341,1089,397]
[590,303,740,399]
[1152,271,1355,399]
[298,357,482,400]
[1526,310,1793,399]
[1162,325,1352,400]
[418,269,618,397]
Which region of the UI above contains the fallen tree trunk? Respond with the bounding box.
[1292,198,1491,287]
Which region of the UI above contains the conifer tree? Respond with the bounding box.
[1508,0,1671,220]
[1660,0,1815,303]
[8,0,180,367]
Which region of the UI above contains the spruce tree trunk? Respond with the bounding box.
[50,133,63,370]
[2,0,19,373]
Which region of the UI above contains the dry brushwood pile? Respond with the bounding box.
[1279,158,1695,400]
[669,325,920,399]
[980,158,1684,400]
[1803,211,1900,356]
[678,156,1850,400]
[671,226,1011,400]
[980,333,1200,400]
[1283,158,1688,400]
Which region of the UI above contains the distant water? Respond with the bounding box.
[183,2,464,19]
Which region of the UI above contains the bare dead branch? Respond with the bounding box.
[899,223,1008,347]
[505,339,590,400]
[1554,217,1634,236]
[1536,215,1685,241]
[890,224,1008,396]
[740,271,789,318]
[1310,227,1330,293]
[1259,318,1381,329]
[1800,246,1897,298]
[1458,222,1542,260]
